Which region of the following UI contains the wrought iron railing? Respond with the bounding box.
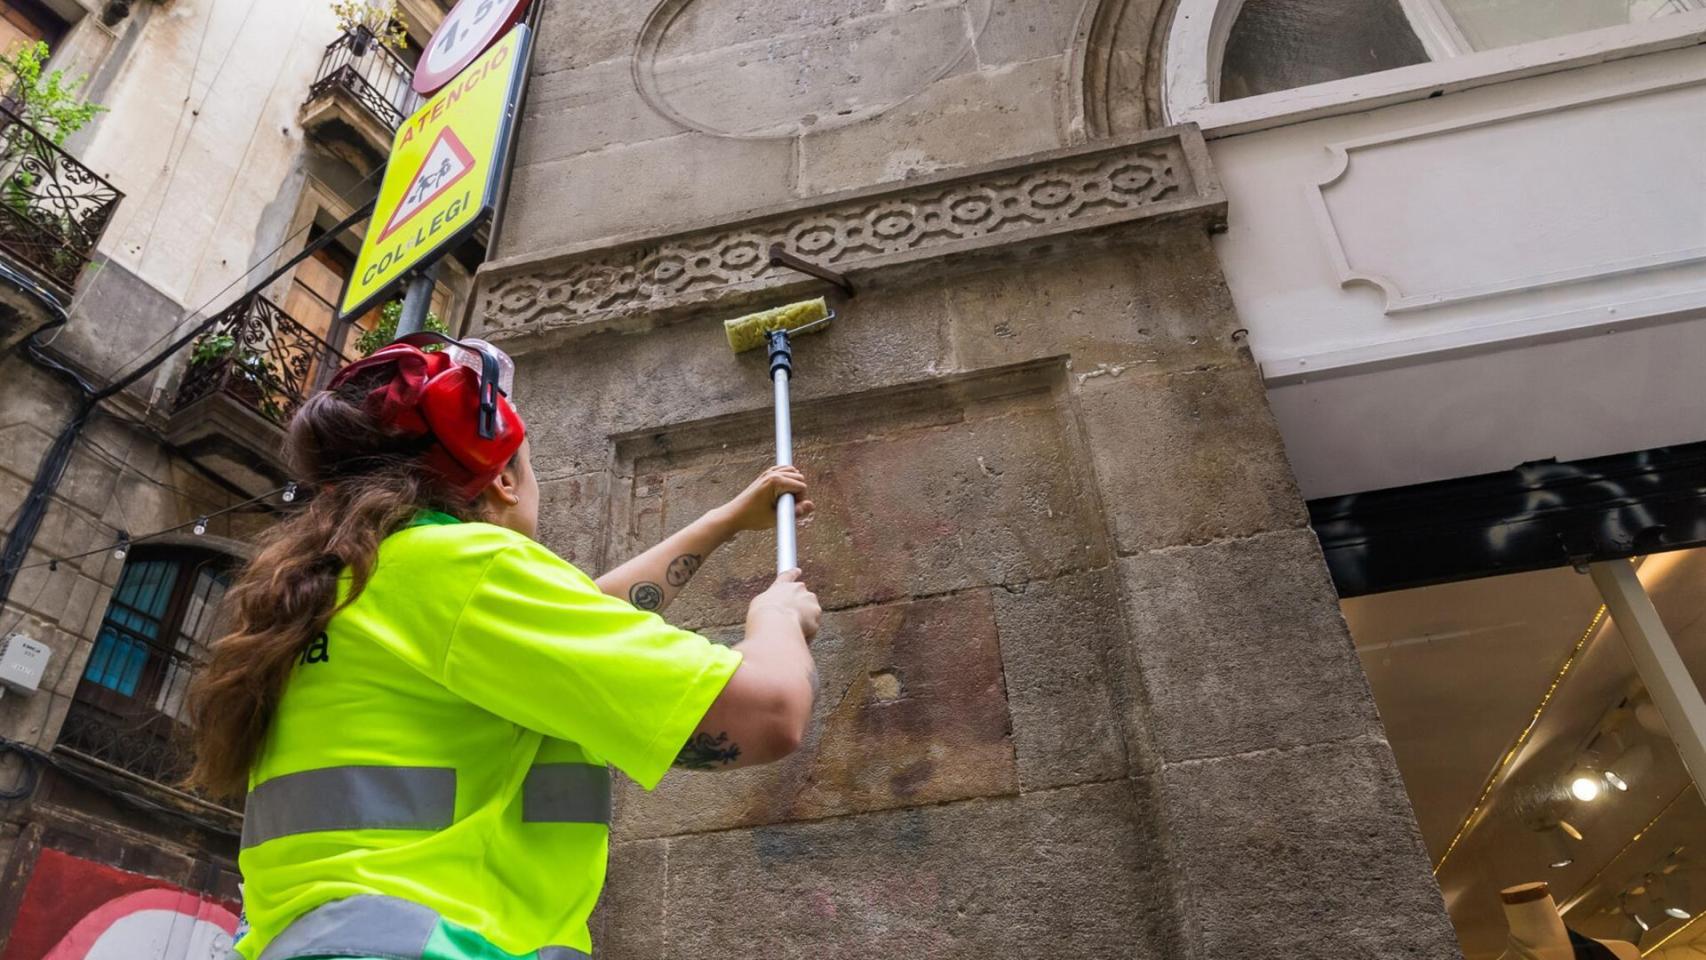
[307,30,420,132]
[58,636,200,787]
[0,107,122,293]
[174,293,349,427]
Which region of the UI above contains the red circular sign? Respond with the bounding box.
[414,0,532,95]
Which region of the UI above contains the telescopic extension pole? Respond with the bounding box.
[767,330,798,574]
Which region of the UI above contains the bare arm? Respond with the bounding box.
[595,466,811,613]
[675,570,820,771]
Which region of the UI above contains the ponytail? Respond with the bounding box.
[185,375,483,800]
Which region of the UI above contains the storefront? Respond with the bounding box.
[1177,1,1706,955]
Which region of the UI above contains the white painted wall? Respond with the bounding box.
[77,0,345,311]
[1204,44,1706,498]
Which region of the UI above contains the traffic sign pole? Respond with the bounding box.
[396,262,440,337]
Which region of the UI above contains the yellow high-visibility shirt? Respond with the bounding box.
[234,513,741,959]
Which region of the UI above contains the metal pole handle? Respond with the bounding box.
[773,366,796,573]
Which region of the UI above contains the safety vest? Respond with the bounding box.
[233,513,742,960]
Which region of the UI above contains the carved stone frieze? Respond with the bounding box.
[474,128,1221,348]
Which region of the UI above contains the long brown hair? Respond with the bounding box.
[186,369,486,800]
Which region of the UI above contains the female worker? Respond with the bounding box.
[188,334,821,960]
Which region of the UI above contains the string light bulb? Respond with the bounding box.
[112,531,129,561]
[193,517,208,536]
[282,482,298,503]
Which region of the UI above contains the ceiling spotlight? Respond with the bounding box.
[1604,743,1653,793]
[1543,821,1584,869]
[1621,893,1652,935]
[1569,774,1603,803]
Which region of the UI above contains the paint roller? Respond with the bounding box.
[724,296,834,574]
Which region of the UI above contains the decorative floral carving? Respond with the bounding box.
[478,138,1198,340]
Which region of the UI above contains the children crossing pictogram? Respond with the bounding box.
[378,129,478,243]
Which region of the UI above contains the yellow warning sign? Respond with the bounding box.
[339,25,530,320]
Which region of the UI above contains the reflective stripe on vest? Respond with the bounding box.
[250,895,593,960]
[522,763,611,824]
[241,765,457,849]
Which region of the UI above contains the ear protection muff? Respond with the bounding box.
[328,331,527,500]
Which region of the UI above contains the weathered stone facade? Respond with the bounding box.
[475,2,1464,956]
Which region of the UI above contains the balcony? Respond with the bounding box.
[0,106,122,298]
[166,293,349,492]
[301,31,420,172]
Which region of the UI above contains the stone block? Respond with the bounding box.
[652,0,888,52]
[643,4,974,140]
[1077,362,1307,553]
[1117,530,1382,762]
[795,56,1068,197]
[2,547,83,629]
[616,589,1015,839]
[0,681,56,746]
[532,0,645,74]
[518,59,684,167]
[499,133,796,255]
[1160,739,1460,960]
[942,231,1243,375]
[510,279,952,482]
[536,472,610,572]
[49,632,95,699]
[973,0,1087,67]
[630,374,1099,626]
[592,839,668,957]
[991,568,1142,788]
[643,780,1182,960]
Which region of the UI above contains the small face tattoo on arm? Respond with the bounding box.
[666,553,702,587]
[630,582,664,610]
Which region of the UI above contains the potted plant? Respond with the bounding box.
[189,332,286,421]
[330,1,409,56]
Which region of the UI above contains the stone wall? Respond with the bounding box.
[479,5,1465,945]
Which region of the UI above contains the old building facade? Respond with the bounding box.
[0,0,474,953]
[0,0,1701,958]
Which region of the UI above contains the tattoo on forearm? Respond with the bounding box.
[665,553,702,587]
[674,731,741,769]
[630,582,663,610]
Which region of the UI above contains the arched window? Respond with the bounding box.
[1220,0,1703,101]
[59,546,236,785]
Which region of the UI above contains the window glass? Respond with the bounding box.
[1441,0,1695,52]
[1216,0,1703,101]
[1220,0,1429,101]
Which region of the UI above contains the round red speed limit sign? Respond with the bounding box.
[414,0,532,95]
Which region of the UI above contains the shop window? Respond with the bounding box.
[1220,0,1705,100]
[60,547,235,785]
[1341,548,1706,956]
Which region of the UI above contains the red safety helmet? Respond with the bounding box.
[327,331,526,500]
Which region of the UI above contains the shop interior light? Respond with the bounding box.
[1544,821,1584,869]
[1569,773,1603,802]
[1653,870,1692,921]
[1603,742,1653,793]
